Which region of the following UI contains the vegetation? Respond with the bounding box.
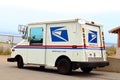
[0,41,7,44]
[106,46,116,56]
[0,50,11,55]
[0,42,11,55]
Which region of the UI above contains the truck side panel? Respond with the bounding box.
[45,22,85,66]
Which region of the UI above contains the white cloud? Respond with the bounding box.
[0,0,120,13]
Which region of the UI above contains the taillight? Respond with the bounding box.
[102,32,105,48]
[82,28,86,47]
[83,38,86,47]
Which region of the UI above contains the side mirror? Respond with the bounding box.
[18,25,27,34]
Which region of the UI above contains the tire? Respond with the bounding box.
[17,57,24,68]
[81,67,93,73]
[57,58,72,75]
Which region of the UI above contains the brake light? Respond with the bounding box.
[82,28,86,47]
[102,32,105,48]
[83,39,86,47]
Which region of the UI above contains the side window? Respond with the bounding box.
[30,27,43,45]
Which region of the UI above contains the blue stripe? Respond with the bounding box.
[15,47,105,50]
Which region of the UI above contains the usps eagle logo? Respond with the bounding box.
[88,30,97,43]
[50,26,69,42]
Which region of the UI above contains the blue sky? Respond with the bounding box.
[0,0,120,43]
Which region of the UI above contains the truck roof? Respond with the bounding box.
[28,19,80,25]
[28,18,103,27]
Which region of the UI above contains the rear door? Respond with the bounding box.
[83,24,103,62]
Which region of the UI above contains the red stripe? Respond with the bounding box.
[16,45,83,48]
[16,45,104,48]
[86,46,104,48]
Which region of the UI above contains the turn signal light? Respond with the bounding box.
[12,48,15,52]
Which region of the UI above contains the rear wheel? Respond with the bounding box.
[57,58,72,75]
[17,57,24,68]
[81,67,93,73]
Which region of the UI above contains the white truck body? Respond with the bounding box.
[8,19,109,74]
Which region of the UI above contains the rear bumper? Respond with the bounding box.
[72,61,109,68]
[7,58,16,62]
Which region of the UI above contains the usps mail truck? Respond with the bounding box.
[7,19,109,74]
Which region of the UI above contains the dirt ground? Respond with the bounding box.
[1,55,120,80]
